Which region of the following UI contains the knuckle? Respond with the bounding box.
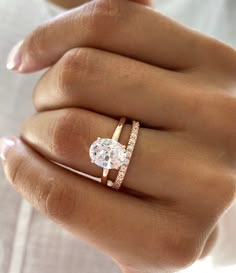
[200,94,236,154]
[69,47,96,82]
[162,226,201,269]
[204,38,236,70]
[188,93,236,154]
[42,181,77,220]
[200,169,236,213]
[60,48,82,71]
[57,48,80,98]
[49,109,76,156]
[148,205,201,270]
[58,48,95,97]
[85,0,123,39]
[210,173,236,208]
[33,70,53,111]
[49,109,91,157]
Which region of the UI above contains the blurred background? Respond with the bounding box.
[0,1,236,273]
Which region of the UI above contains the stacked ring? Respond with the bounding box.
[112,120,140,190]
[89,117,140,190]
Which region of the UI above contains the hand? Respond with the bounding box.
[3,1,236,272]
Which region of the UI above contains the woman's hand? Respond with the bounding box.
[2,1,236,272]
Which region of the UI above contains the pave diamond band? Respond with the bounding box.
[112,121,140,190]
[89,118,140,190]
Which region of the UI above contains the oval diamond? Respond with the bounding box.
[89,138,127,169]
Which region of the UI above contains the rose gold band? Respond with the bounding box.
[101,117,126,185]
[112,121,140,190]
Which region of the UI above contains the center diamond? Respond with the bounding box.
[89,138,127,169]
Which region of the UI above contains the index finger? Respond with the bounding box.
[7,0,214,73]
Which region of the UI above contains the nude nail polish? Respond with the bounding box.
[0,137,15,161]
[6,40,24,71]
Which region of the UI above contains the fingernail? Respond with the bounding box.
[0,137,16,161]
[6,40,24,71]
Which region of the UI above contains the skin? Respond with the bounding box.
[2,0,236,272]
[49,0,153,9]
[49,0,90,9]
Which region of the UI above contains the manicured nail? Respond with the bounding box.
[0,137,16,161]
[6,40,24,71]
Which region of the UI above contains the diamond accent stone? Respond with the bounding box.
[112,121,140,190]
[89,138,127,169]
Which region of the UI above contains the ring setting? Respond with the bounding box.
[89,117,140,190]
[89,137,128,170]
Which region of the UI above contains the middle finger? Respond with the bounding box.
[34,47,205,130]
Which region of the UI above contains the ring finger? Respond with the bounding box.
[21,107,212,200]
[22,107,163,198]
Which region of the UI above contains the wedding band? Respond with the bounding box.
[112,121,140,190]
[89,117,127,185]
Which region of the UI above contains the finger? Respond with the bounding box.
[21,107,166,197]
[21,107,231,205]
[34,47,200,129]
[7,0,213,73]
[0,137,167,267]
[1,137,226,270]
[22,108,198,200]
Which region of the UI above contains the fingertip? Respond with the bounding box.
[6,41,24,72]
[6,40,38,73]
[0,137,18,162]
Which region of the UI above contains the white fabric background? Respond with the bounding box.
[0,1,236,273]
